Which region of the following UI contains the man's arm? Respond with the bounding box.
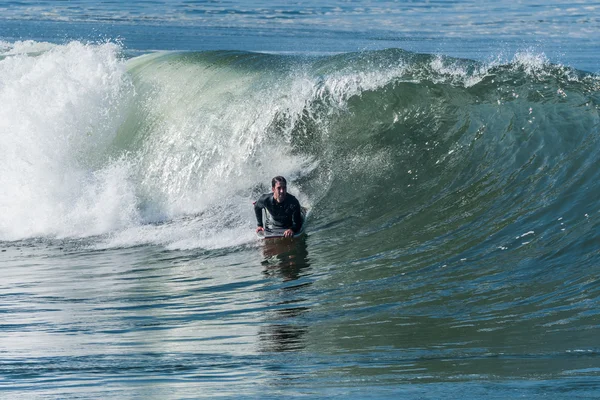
[254,198,264,230]
[291,201,303,233]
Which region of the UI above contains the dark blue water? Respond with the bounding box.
[1,1,599,399]
[1,1,599,72]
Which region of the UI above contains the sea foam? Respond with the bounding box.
[0,41,136,240]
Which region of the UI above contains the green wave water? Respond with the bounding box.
[115,49,600,249]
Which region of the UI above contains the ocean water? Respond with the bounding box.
[1,1,600,399]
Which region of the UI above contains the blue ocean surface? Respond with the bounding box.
[1,1,599,399]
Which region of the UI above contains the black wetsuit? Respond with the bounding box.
[254,193,303,233]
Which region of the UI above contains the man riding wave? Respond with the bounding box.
[254,176,303,238]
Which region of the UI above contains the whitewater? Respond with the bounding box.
[1,1,600,399]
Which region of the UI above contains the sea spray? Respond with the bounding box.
[120,51,316,217]
[0,42,135,240]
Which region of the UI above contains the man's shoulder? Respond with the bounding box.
[256,193,273,205]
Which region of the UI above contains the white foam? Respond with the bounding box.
[511,50,550,75]
[0,40,57,56]
[0,41,136,240]
[316,60,408,106]
[429,55,495,87]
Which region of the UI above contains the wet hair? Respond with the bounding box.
[271,176,287,188]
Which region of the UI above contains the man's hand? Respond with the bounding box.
[283,229,294,238]
[256,226,265,233]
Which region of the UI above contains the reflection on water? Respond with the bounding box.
[259,236,311,353]
[261,236,310,281]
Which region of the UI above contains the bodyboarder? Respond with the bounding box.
[254,176,303,238]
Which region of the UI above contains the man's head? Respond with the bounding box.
[271,176,287,203]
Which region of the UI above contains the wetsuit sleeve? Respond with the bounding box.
[292,200,303,233]
[254,196,265,227]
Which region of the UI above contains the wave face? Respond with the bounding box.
[1,42,599,256]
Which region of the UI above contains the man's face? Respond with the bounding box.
[272,182,287,203]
